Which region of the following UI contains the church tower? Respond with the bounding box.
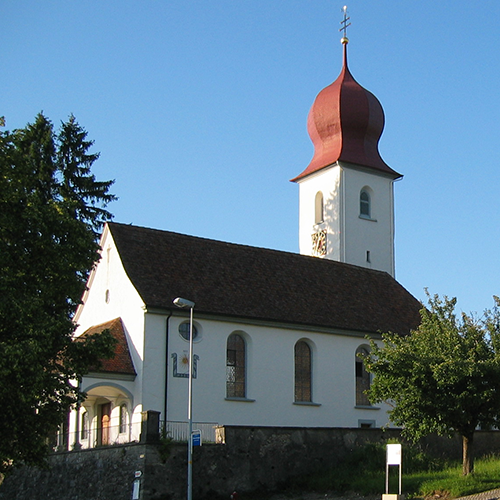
[291,29,401,277]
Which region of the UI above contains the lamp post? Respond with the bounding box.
[173,297,195,500]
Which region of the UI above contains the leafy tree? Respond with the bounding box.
[363,293,500,476]
[0,114,117,477]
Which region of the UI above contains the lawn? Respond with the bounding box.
[285,442,500,499]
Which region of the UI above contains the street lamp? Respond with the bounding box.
[173,297,195,500]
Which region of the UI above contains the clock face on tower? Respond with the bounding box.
[311,229,327,257]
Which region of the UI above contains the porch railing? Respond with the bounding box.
[161,420,219,444]
[53,421,142,451]
[52,417,221,452]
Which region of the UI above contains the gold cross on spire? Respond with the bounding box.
[340,5,351,45]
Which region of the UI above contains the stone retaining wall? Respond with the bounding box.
[0,443,149,500]
[2,427,500,500]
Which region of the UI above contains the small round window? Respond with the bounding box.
[178,322,199,341]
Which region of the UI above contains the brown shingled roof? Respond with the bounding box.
[81,317,136,376]
[108,222,422,335]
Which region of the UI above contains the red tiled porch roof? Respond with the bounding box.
[80,317,136,376]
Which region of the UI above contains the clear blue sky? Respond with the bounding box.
[3,1,500,315]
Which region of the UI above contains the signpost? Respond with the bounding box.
[382,443,403,500]
[132,470,142,500]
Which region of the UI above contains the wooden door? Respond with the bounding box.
[100,402,111,446]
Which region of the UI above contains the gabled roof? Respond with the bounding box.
[81,317,136,376]
[107,222,421,335]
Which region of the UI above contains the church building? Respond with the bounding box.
[66,34,421,449]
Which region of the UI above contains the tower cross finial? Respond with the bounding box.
[340,5,351,44]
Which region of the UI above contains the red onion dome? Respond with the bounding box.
[292,42,401,182]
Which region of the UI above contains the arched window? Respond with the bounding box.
[119,403,128,434]
[355,346,371,406]
[315,191,324,224]
[360,189,371,218]
[226,333,246,398]
[295,341,312,402]
[81,411,89,441]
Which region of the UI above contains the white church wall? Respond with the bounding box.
[297,165,341,260]
[74,228,147,430]
[161,313,391,429]
[296,162,396,276]
[165,314,209,425]
[141,312,169,414]
[75,231,145,349]
[341,166,395,276]
[75,230,145,365]
[71,224,396,435]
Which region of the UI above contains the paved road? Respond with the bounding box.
[458,489,500,500]
[265,489,500,500]
[266,493,378,500]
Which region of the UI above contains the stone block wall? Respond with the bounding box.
[2,427,500,500]
[0,444,149,500]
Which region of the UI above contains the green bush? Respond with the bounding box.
[157,431,174,463]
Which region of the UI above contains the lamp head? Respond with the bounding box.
[173,297,195,309]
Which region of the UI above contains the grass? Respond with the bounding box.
[412,455,500,498]
[280,443,500,499]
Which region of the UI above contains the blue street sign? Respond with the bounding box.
[192,430,202,447]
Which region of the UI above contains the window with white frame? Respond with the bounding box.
[226,333,246,398]
[294,340,312,402]
[315,191,324,224]
[360,189,371,218]
[81,411,89,441]
[355,346,371,406]
[119,403,128,434]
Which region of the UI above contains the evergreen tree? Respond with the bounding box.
[0,114,116,477]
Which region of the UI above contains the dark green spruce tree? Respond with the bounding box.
[0,113,117,477]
